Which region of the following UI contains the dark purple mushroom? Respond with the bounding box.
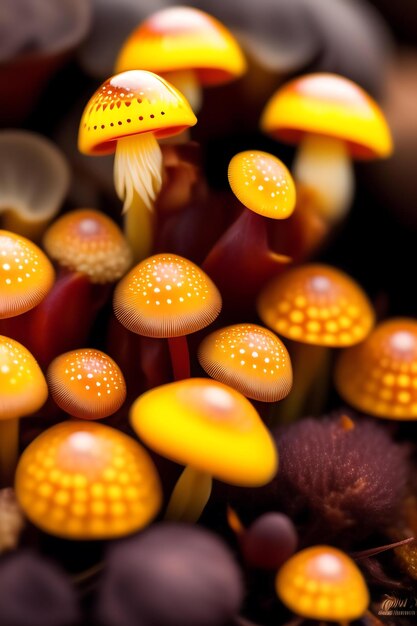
[239,512,298,570]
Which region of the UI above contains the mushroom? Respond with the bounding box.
[0,336,48,486]
[334,318,417,419]
[15,420,162,539]
[130,378,277,522]
[198,323,292,403]
[113,252,221,380]
[115,6,246,112]
[257,263,375,421]
[276,545,369,622]
[78,70,197,261]
[0,131,70,241]
[47,348,126,420]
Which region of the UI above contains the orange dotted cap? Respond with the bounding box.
[257,264,374,347]
[198,324,292,402]
[43,209,133,284]
[276,545,369,621]
[0,230,54,319]
[334,318,417,420]
[78,70,197,156]
[131,378,277,486]
[228,151,296,219]
[0,335,48,420]
[47,349,126,420]
[115,7,246,85]
[15,420,162,540]
[261,73,392,160]
[113,253,222,338]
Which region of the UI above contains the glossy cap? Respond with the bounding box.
[198,324,292,402]
[0,336,48,420]
[78,70,197,155]
[257,264,374,347]
[261,73,392,159]
[276,545,369,621]
[43,209,132,284]
[113,253,221,338]
[47,349,126,420]
[228,151,296,219]
[115,7,246,85]
[15,421,162,540]
[130,378,277,486]
[335,318,417,419]
[0,230,54,319]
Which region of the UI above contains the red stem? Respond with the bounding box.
[167,335,190,381]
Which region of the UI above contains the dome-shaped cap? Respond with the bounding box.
[261,73,392,159]
[47,349,126,420]
[15,421,162,540]
[335,318,417,420]
[257,264,374,347]
[115,7,246,85]
[78,70,197,155]
[130,378,277,486]
[0,336,48,420]
[276,545,369,621]
[228,151,296,219]
[113,253,221,338]
[198,324,292,402]
[0,230,54,319]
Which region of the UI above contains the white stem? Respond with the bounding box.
[167,70,202,114]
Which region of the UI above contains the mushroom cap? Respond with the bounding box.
[228,151,296,219]
[0,230,55,319]
[334,318,417,420]
[257,264,374,347]
[15,421,162,540]
[43,209,132,283]
[78,70,197,156]
[276,545,369,621]
[261,73,392,159]
[0,336,48,420]
[47,349,126,420]
[198,323,292,402]
[113,253,222,338]
[115,6,246,85]
[130,378,278,486]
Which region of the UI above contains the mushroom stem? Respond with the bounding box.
[167,70,202,114]
[0,419,19,486]
[167,335,191,381]
[114,132,163,262]
[164,465,212,522]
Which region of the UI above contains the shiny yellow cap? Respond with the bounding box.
[115,7,246,85]
[228,151,296,219]
[78,70,197,155]
[276,545,369,621]
[15,421,162,539]
[130,378,277,486]
[198,324,292,402]
[335,318,417,419]
[257,264,374,347]
[261,73,392,159]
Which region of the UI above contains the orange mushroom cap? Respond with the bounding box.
[47,349,126,420]
[0,230,54,319]
[78,70,197,156]
[257,264,374,347]
[276,545,369,621]
[15,421,162,539]
[198,324,292,402]
[130,378,278,486]
[115,7,246,85]
[261,73,392,159]
[335,318,417,419]
[43,209,133,284]
[113,253,222,338]
[228,151,296,219]
[0,335,48,420]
